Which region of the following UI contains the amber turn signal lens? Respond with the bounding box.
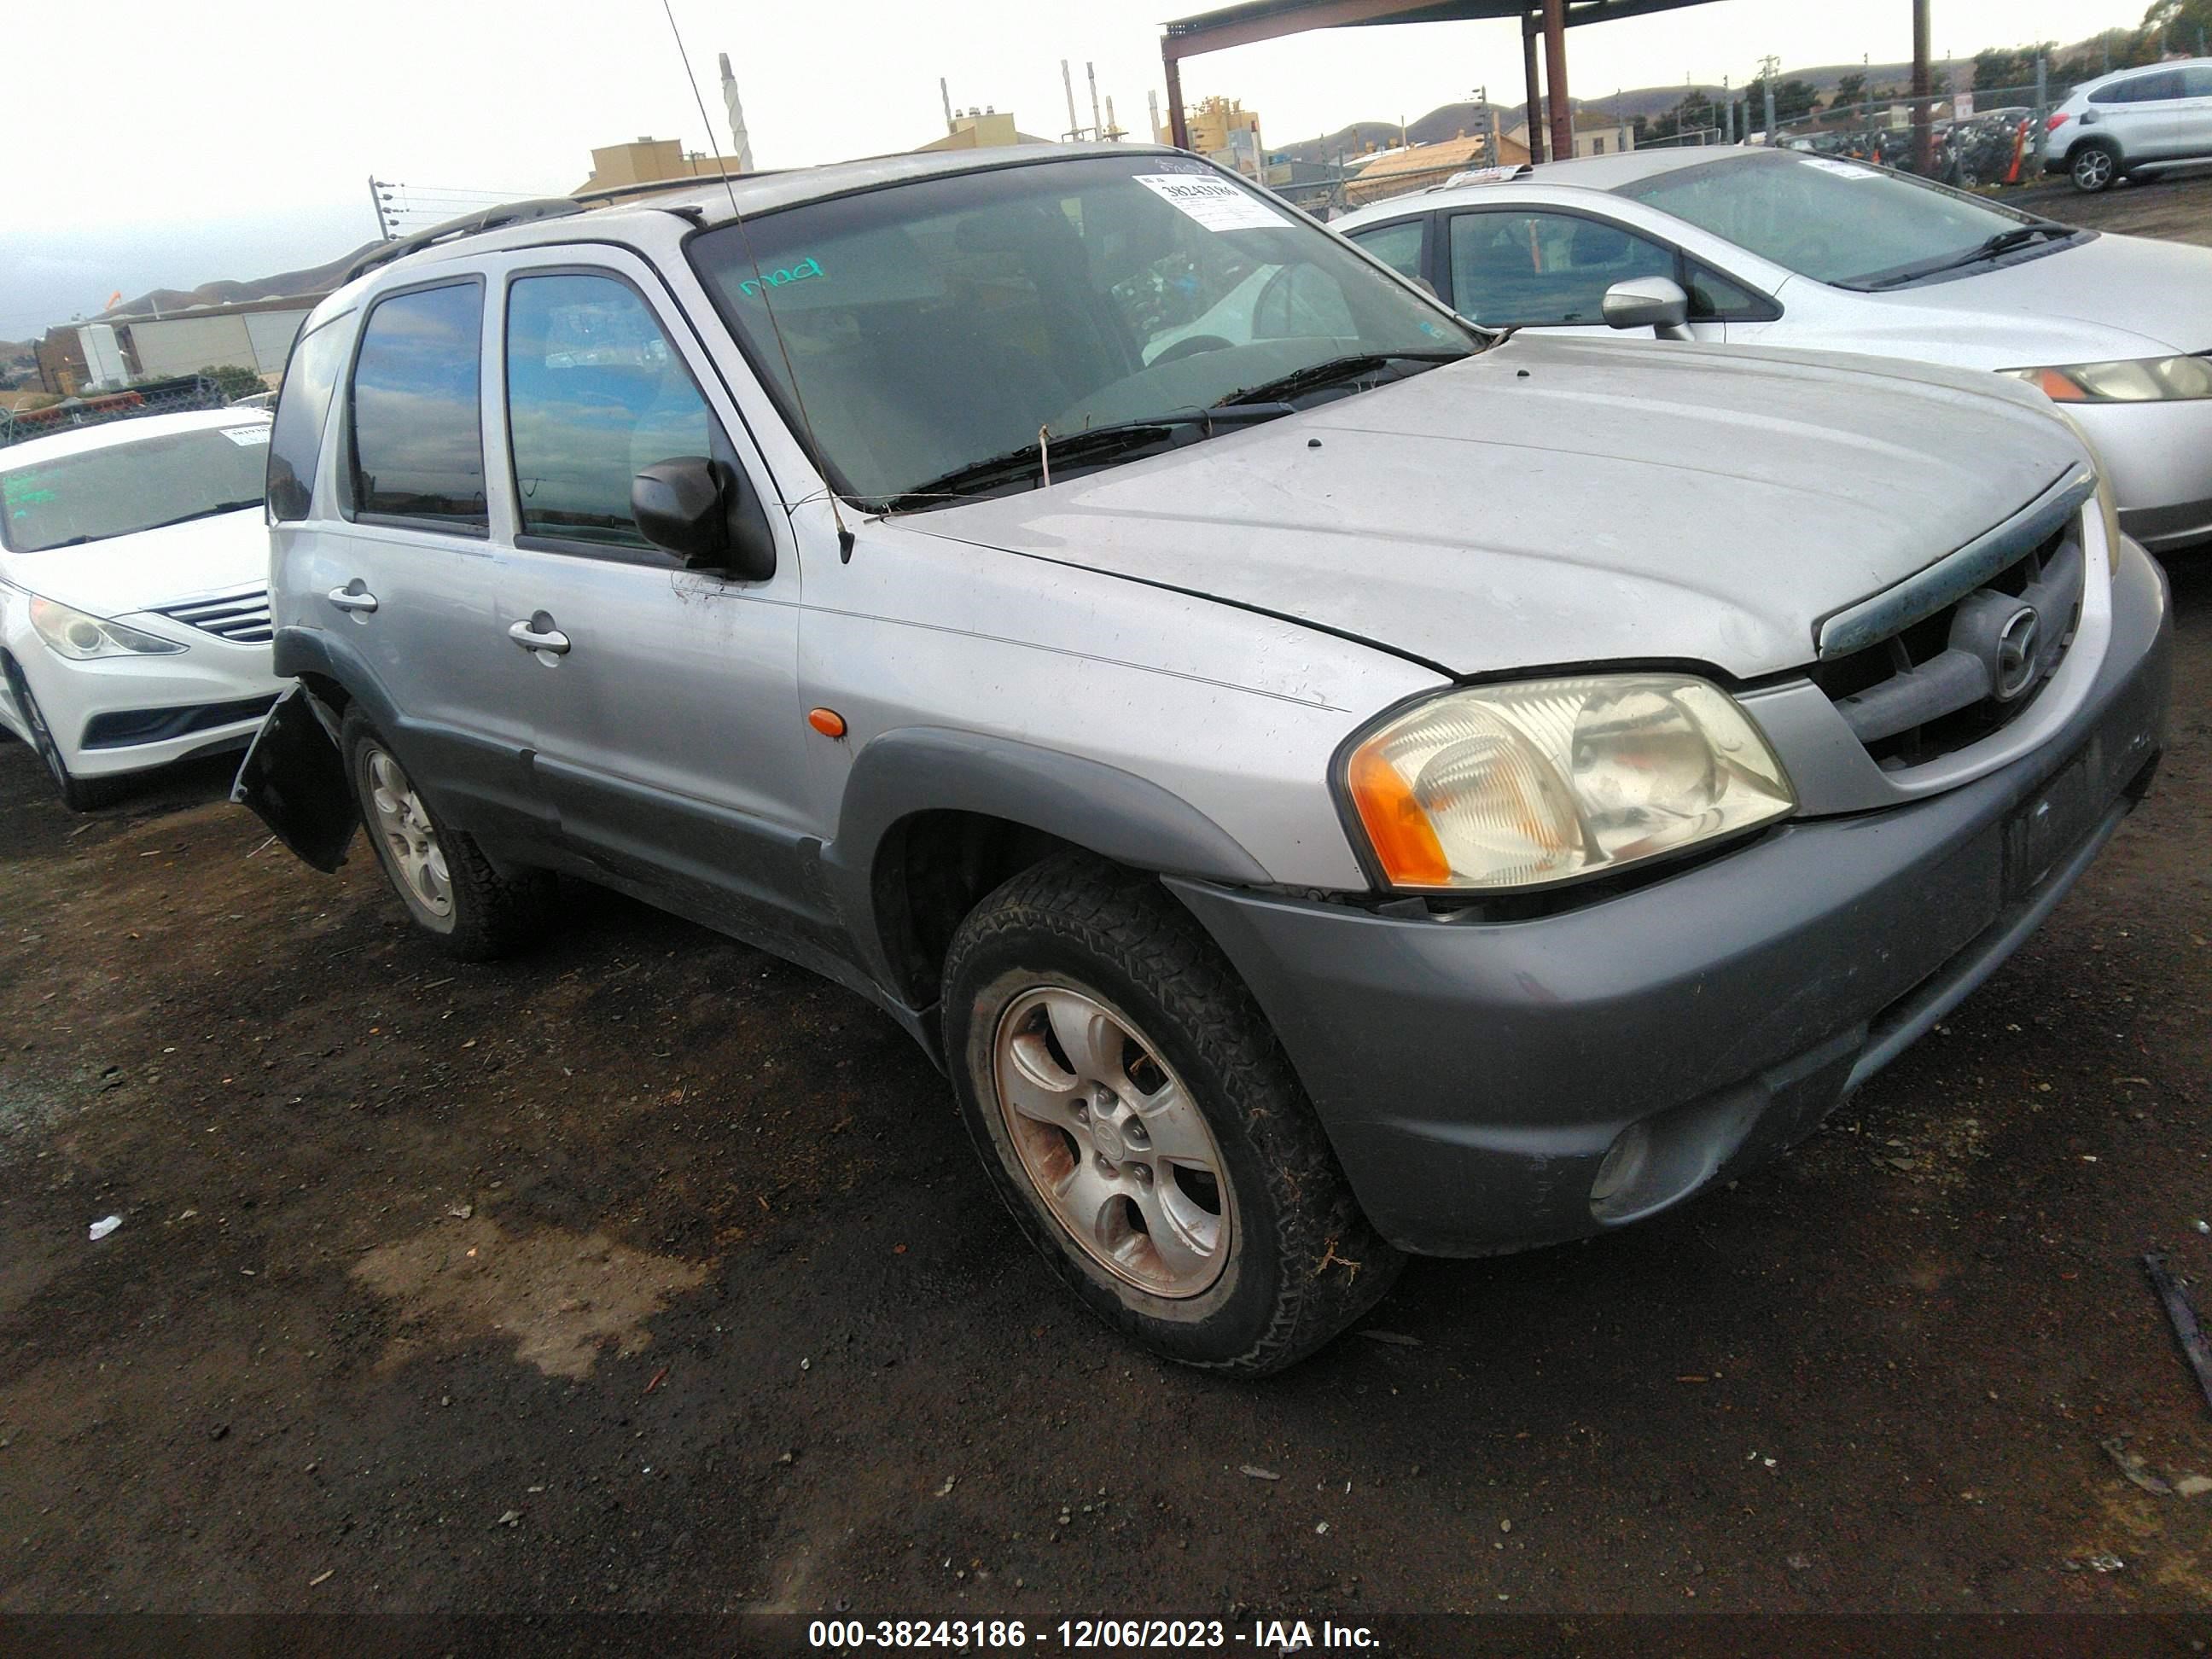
[1346,742,1452,887]
[806,707,847,739]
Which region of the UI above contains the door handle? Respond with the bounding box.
[326,583,378,613]
[508,613,571,655]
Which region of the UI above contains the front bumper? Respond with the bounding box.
[2068,399,2212,555]
[1168,538,2173,1257]
[31,643,286,778]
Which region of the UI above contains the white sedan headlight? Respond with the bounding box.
[28,596,187,661]
[1342,675,1795,892]
[2000,355,2212,404]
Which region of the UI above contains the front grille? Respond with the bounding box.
[1809,498,2088,771]
[155,588,272,645]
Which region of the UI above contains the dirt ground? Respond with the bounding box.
[5,204,2212,1649]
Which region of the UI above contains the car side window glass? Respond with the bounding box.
[1447,210,1676,327]
[504,273,717,550]
[1348,219,1427,282]
[2185,67,2212,98]
[266,316,352,521]
[348,283,487,530]
[1685,262,1769,322]
[2093,71,2181,104]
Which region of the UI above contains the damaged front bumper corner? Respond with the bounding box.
[230,684,357,872]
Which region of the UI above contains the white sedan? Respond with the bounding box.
[1336,146,2212,556]
[1,409,288,809]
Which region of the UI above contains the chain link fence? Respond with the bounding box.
[0,373,234,451]
[1768,78,2081,190]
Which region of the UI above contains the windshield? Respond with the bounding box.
[1615,151,2060,288]
[690,154,1477,507]
[1,423,269,554]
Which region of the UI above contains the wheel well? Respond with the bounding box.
[296,671,352,713]
[874,811,1082,1008]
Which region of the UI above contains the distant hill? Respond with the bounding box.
[96,241,379,323]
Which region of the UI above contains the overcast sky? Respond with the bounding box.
[0,0,2152,340]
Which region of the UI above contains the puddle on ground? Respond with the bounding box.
[352,1215,706,1379]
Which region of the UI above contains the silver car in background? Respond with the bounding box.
[1336,147,2212,556]
[238,146,2170,1373]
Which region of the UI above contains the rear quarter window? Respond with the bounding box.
[266,317,353,521]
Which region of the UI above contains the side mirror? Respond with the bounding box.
[632,456,776,582]
[1602,276,1692,340]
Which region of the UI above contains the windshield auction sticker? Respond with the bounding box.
[1132,173,1290,232]
[220,427,271,445]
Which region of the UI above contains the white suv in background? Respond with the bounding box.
[0,410,288,809]
[2047,57,2212,192]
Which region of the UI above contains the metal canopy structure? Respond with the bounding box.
[1159,0,1730,166]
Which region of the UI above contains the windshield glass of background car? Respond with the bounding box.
[690,155,1474,505]
[1615,153,2043,287]
[1,426,269,554]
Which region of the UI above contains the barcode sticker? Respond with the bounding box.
[1132,173,1290,232]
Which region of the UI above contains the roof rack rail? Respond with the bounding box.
[341,198,587,285]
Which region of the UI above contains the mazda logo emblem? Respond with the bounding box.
[1994,605,2040,701]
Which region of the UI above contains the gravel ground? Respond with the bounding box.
[3,208,2210,1649]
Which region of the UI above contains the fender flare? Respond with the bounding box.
[819,725,1271,995]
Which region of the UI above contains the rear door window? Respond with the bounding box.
[266,316,352,521]
[1347,218,1428,282]
[347,282,488,531]
[1447,209,1675,326]
[503,271,717,553]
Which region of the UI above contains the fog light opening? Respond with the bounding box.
[1589,1121,1653,1220]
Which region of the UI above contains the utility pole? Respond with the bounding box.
[1088,62,1103,143]
[1912,0,1933,175]
[1758,53,1779,143]
[367,176,392,242]
[1474,83,1491,165]
[1062,60,1080,143]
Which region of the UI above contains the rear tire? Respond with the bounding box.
[942,853,1400,1374]
[341,707,553,960]
[2,657,131,812]
[2070,141,2119,193]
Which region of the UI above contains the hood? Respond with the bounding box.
[905,335,2087,679]
[1,508,269,620]
[1847,232,2212,364]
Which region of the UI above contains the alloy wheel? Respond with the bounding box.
[364,746,452,920]
[992,985,1232,1298]
[2074,149,2114,190]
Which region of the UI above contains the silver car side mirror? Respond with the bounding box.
[1603,277,1692,341]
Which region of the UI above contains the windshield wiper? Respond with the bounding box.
[876,407,1295,511]
[1861,222,2073,290]
[1211,350,1466,411]
[149,498,264,530]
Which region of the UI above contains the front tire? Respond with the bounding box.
[341,708,553,960]
[2070,141,2119,193]
[942,853,1400,1374]
[2,657,129,812]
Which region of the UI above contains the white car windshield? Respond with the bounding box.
[1615,150,2069,289]
[2,425,269,554]
[690,154,1478,508]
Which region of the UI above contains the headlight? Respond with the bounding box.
[1341,674,1795,893]
[2000,355,2212,403]
[28,597,187,661]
